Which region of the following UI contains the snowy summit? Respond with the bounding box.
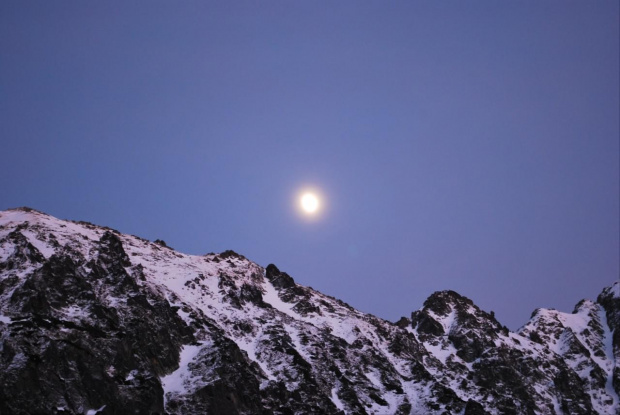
[0,207,618,414]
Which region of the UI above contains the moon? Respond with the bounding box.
[300,193,319,214]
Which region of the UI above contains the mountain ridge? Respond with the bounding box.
[0,207,617,414]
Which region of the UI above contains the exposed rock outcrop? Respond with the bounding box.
[0,208,617,414]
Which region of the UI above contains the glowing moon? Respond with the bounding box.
[300,193,319,214]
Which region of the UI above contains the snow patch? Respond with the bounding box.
[365,369,383,388]
[261,280,297,316]
[331,387,345,411]
[61,305,86,320]
[85,405,106,415]
[161,343,206,403]
[423,339,459,365]
[20,229,55,258]
[236,335,277,382]
[427,308,456,334]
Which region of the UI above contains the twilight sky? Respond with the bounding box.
[1,1,618,329]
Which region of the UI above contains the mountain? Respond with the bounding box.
[0,207,617,415]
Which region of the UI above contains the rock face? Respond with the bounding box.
[0,207,618,414]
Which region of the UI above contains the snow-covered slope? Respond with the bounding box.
[0,207,617,414]
[519,299,618,413]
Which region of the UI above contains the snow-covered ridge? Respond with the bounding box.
[600,281,620,300]
[519,300,619,413]
[0,207,397,350]
[0,207,618,415]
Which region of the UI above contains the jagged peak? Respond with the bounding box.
[597,280,620,334]
[0,208,250,267]
[526,307,564,323]
[5,206,47,214]
[1,207,619,414]
[411,289,506,344]
[1,208,101,236]
[527,298,601,326]
[572,298,598,314]
[520,300,606,351]
[419,290,500,326]
[423,289,474,311]
[599,280,620,301]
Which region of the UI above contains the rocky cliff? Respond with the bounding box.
[0,208,617,414]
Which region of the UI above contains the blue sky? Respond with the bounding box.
[1,1,618,329]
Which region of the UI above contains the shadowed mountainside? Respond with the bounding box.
[0,208,617,414]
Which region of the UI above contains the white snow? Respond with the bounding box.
[0,210,36,228]
[364,369,383,388]
[606,281,620,299]
[596,307,619,410]
[331,387,345,411]
[427,308,456,334]
[324,315,361,344]
[85,405,106,415]
[519,302,620,413]
[261,278,366,344]
[175,307,192,325]
[236,335,277,382]
[0,209,102,265]
[160,343,205,401]
[60,305,88,321]
[284,324,313,364]
[19,229,56,258]
[2,208,619,414]
[261,280,297,316]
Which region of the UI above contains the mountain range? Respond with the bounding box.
[0,207,617,414]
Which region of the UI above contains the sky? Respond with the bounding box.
[1,1,618,330]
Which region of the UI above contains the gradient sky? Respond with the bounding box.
[1,1,618,329]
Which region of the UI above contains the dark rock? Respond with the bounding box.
[411,310,445,337]
[265,263,295,289]
[2,230,45,267]
[153,239,169,248]
[219,250,246,260]
[99,231,131,269]
[394,316,410,329]
[0,209,617,415]
[0,238,193,414]
[239,283,264,306]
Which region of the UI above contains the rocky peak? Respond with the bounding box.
[411,290,504,343]
[598,281,620,331]
[596,281,620,400]
[0,208,618,414]
[518,285,619,414]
